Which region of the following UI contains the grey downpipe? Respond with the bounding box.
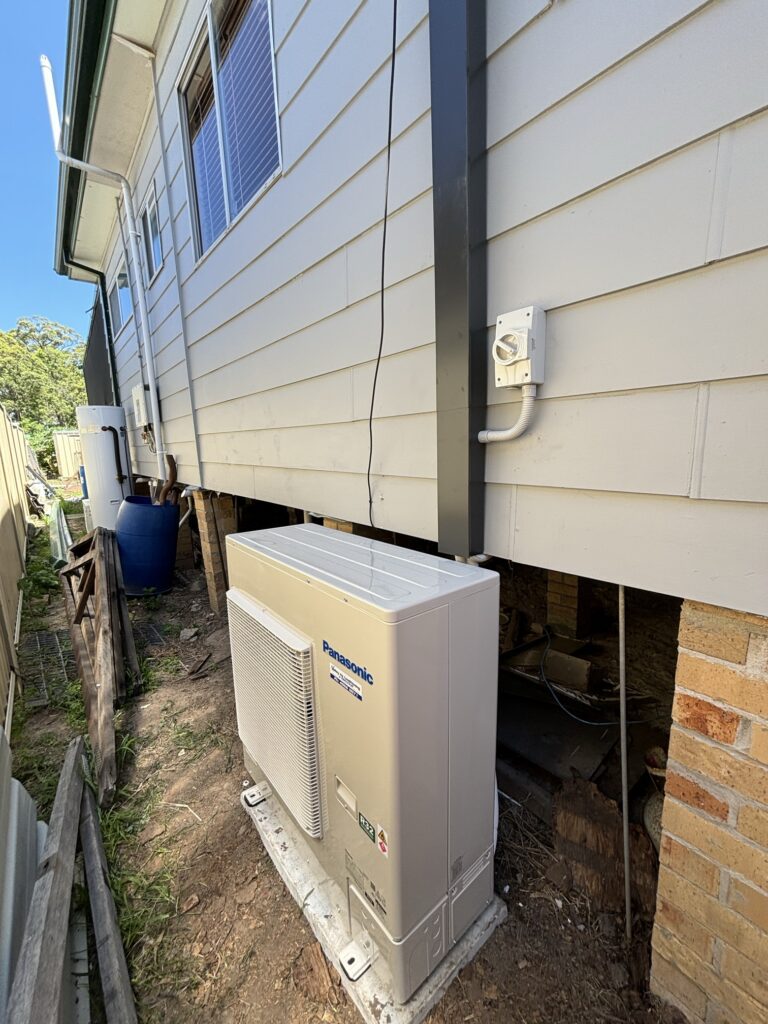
[40,54,165,479]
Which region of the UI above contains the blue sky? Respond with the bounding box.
[0,4,95,339]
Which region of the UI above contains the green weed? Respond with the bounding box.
[138,658,159,693]
[60,497,84,516]
[143,592,162,612]
[49,678,88,732]
[19,526,60,631]
[155,655,182,675]
[116,730,138,768]
[9,729,70,818]
[98,783,196,998]
[163,703,224,762]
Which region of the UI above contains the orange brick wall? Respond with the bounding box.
[546,570,580,635]
[651,601,768,1023]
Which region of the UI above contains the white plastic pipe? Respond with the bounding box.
[478,384,537,444]
[40,54,165,479]
[455,553,491,566]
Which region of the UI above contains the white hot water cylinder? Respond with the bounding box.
[76,405,133,530]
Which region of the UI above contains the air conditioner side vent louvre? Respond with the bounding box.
[227,588,322,838]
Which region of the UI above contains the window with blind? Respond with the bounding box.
[182,0,280,256]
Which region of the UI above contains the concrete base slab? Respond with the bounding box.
[241,785,507,1024]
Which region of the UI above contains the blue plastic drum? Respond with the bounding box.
[115,496,180,596]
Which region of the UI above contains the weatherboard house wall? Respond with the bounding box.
[88,0,768,621]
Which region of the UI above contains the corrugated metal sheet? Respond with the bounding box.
[0,405,28,729]
[0,729,46,1014]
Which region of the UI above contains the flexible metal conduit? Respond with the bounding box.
[478,384,538,444]
[40,54,165,479]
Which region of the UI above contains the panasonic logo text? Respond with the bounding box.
[322,641,374,685]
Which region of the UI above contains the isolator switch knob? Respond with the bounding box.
[492,306,546,387]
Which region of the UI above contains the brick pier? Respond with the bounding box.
[651,601,768,1023]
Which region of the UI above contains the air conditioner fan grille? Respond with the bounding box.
[227,589,322,838]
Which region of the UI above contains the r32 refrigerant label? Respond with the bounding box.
[330,662,363,701]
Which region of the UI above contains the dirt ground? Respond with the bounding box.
[15,557,683,1024]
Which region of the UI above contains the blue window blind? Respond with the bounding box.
[215,0,280,217]
[185,44,227,253]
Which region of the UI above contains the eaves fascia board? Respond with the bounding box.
[53,0,117,277]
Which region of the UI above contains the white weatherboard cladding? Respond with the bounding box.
[93,0,768,615]
[482,0,768,616]
[228,589,322,838]
[485,0,712,145]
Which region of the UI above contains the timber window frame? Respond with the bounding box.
[179,0,282,259]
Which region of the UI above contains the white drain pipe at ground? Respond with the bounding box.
[40,55,165,481]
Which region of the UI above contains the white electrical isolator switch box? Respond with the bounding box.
[492,305,546,387]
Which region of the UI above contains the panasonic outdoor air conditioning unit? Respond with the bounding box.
[226,524,503,1011]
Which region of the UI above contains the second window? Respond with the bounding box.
[182,0,281,255]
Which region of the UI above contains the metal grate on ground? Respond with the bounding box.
[17,629,77,708]
[18,622,165,709]
[133,622,167,649]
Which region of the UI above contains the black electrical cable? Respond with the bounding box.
[537,627,664,728]
[366,0,398,528]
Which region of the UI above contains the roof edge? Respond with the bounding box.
[53,0,117,277]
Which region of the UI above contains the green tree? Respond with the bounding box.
[0,316,87,473]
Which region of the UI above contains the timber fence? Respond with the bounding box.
[0,405,29,729]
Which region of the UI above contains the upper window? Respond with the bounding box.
[141,185,164,282]
[108,261,132,333]
[182,0,281,255]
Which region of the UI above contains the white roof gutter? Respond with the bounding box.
[40,53,166,481]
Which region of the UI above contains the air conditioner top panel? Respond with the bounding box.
[226,524,498,622]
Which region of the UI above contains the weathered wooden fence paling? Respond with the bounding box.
[5,737,85,1024]
[0,405,29,728]
[61,527,141,806]
[52,430,82,480]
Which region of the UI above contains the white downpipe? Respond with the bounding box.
[40,54,165,480]
[478,384,537,444]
